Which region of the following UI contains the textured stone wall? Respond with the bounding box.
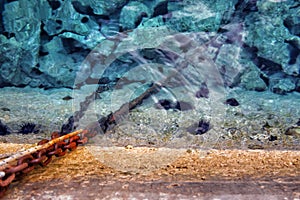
[0,0,299,94]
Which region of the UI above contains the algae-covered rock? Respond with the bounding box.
[139,16,165,28]
[43,1,98,36]
[119,1,151,30]
[215,44,244,87]
[166,1,219,32]
[244,1,300,76]
[90,0,128,15]
[0,0,299,93]
[3,0,50,42]
[285,127,300,136]
[0,33,34,87]
[270,76,296,95]
[166,0,237,32]
[39,35,90,88]
[296,79,300,92]
[39,52,76,87]
[240,69,268,91]
[1,0,47,87]
[0,0,102,88]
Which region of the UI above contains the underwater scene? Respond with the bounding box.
[0,0,300,149]
[0,0,300,150]
[1,0,300,199]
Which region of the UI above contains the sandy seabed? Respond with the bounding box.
[1,86,300,150]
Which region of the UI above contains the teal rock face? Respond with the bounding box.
[240,67,268,92]
[0,0,299,94]
[269,75,296,95]
[89,0,128,15]
[1,0,98,88]
[165,0,238,32]
[245,1,300,76]
[215,43,244,87]
[44,1,99,36]
[1,1,47,87]
[119,1,151,30]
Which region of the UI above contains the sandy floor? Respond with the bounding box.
[1,86,300,150]
[1,143,300,199]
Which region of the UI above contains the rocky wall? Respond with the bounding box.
[0,0,299,94]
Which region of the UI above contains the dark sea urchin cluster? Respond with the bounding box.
[0,121,39,135]
[186,120,211,135]
[0,120,11,135]
[154,99,194,111]
[18,122,39,134]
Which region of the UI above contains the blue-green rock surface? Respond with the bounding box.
[0,0,299,93]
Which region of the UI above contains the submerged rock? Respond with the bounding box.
[62,95,73,101]
[0,120,11,135]
[224,98,240,106]
[0,0,299,94]
[268,135,278,142]
[176,101,195,111]
[296,119,300,126]
[89,0,128,15]
[154,99,194,111]
[166,0,238,32]
[196,82,209,98]
[270,77,296,95]
[0,0,44,87]
[215,43,245,87]
[187,120,210,135]
[285,127,300,136]
[245,1,300,76]
[155,99,178,110]
[119,1,151,30]
[240,70,268,91]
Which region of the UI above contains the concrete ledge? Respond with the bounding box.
[1,144,300,199]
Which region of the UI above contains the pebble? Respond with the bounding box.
[1,108,10,112]
[285,127,300,136]
[195,82,209,98]
[4,115,10,121]
[268,135,278,141]
[225,98,240,106]
[248,144,264,149]
[125,145,134,149]
[186,120,210,135]
[62,96,73,101]
[296,119,300,126]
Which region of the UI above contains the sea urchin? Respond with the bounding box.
[0,120,11,135]
[18,122,39,134]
